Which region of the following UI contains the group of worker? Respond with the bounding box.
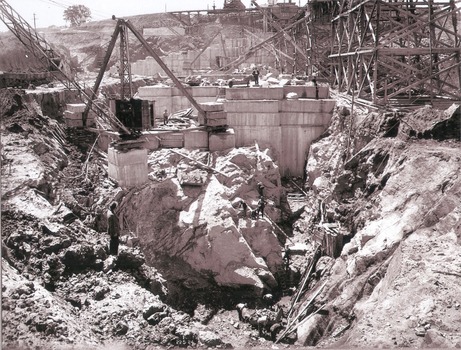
[239,181,267,220]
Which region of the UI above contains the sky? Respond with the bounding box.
[0,0,254,32]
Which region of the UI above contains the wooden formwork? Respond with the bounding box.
[330,0,461,105]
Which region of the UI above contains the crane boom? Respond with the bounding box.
[0,0,131,135]
[0,0,72,82]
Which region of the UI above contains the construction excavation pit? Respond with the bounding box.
[1,0,461,349]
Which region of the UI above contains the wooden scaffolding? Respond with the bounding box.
[330,0,461,105]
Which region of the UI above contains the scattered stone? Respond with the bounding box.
[143,302,167,320]
[415,327,427,337]
[116,248,145,270]
[114,321,129,335]
[198,330,223,347]
[93,285,110,301]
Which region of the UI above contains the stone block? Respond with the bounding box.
[64,110,82,120]
[108,162,148,188]
[108,147,148,167]
[225,87,283,100]
[283,86,330,99]
[224,100,279,113]
[280,112,332,127]
[184,130,209,149]
[199,102,224,112]
[66,103,86,113]
[107,147,148,188]
[158,132,184,148]
[191,86,219,97]
[209,128,236,152]
[279,99,336,113]
[137,86,172,98]
[226,112,280,126]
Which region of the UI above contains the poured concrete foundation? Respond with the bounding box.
[136,85,335,177]
[209,129,236,152]
[184,130,209,149]
[223,87,335,177]
[108,147,148,188]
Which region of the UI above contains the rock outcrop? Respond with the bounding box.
[119,147,285,297]
[295,97,461,348]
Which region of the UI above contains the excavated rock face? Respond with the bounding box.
[297,97,461,347]
[119,147,284,302]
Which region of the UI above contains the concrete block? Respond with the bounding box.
[279,99,336,113]
[172,86,191,97]
[232,126,282,152]
[280,112,333,127]
[141,133,161,150]
[226,112,280,126]
[205,110,227,126]
[225,87,284,100]
[107,147,148,188]
[172,96,189,111]
[108,162,148,188]
[64,110,82,120]
[224,100,280,113]
[184,130,209,149]
[153,97,172,116]
[247,87,284,100]
[280,125,325,178]
[199,102,224,112]
[66,103,86,113]
[108,147,148,167]
[137,86,172,98]
[209,128,236,152]
[191,86,219,97]
[158,132,184,148]
[283,86,330,99]
[64,118,83,127]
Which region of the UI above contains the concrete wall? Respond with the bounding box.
[136,85,335,177]
[223,88,335,177]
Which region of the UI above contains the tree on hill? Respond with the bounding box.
[63,5,91,27]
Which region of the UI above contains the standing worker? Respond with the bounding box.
[107,202,120,255]
[257,182,265,197]
[239,200,248,218]
[163,109,169,125]
[258,196,266,218]
[252,68,260,86]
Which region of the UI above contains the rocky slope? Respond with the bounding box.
[294,96,461,347]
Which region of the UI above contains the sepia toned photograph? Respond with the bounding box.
[1,0,460,349]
